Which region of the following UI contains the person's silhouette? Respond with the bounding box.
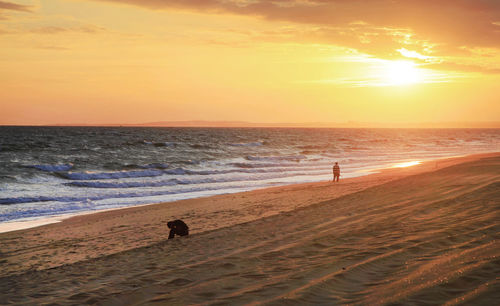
[333,162,340,182]
[167,219,189,239]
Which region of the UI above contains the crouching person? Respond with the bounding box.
[167,219,189,239]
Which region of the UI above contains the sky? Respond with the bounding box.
[1,0,499,126]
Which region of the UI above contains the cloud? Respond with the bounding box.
[0,1,32,12]
[397,48,432,60]
[424,61,500,75]
[91,0,500,48]
[29,25,106,34]
[90,0,500,73]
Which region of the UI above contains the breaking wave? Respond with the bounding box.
[56,169,165,180]
[28,164,74,172]
[245,155,306,162]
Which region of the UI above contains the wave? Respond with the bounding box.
[53,167,221,180]
[1,168,334,206]
[0,143,26,152]
[103,162,170,171]
[140,140,176,147]
[56,169,165,180]
[190,144,213,149]
[229,141,263,147]
[64,171,327,189]
[180,167,328,176]
[0,200,98,222]
[0,175,18,182]
[245,155,306,162]
[0,182,268,206]
[1,141,53,152]
[153,142,176,147]
[231,161,331,169]
[164,167,257,176]
[232,162,276,168]
[66,178,180,188]
[28,164,74,172]
[0,196,56,205]
[138,163,170,169]
[54,164,333,181]
[178,160,200,165]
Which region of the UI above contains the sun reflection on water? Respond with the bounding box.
[392,161,421,168]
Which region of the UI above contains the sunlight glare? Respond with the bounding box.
[392,161,421,168]
[383,60,423,86]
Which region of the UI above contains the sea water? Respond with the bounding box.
[0,127,499,223]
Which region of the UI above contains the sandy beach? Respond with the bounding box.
[0,153,499,304]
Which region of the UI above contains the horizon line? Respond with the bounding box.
[1,120,500,128]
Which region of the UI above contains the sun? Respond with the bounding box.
[383,60,423,86]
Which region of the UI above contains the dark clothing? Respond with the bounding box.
[167,219,189,239]
[333,164,340,182]
[333,164,340,174]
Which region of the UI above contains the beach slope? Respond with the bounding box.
[1,154,499,304]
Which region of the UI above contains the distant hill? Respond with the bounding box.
[103,121,500,128]
[8,120,499,128]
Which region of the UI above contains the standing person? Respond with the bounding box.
[167,219,189,239]
[333,162,340,182]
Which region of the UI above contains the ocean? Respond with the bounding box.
[0,127,499,223]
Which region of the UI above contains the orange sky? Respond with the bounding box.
[1,0,499,126]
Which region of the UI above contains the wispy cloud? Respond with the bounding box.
[397,48,432,61]
[0,1,32,12]
[28,25,106,34]
[300,74,458,88]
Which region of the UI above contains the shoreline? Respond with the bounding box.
[1,152,498,304]
[0,152,488,234]
[0,152,498,277]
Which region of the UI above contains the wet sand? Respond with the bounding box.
[0,153,499,304]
